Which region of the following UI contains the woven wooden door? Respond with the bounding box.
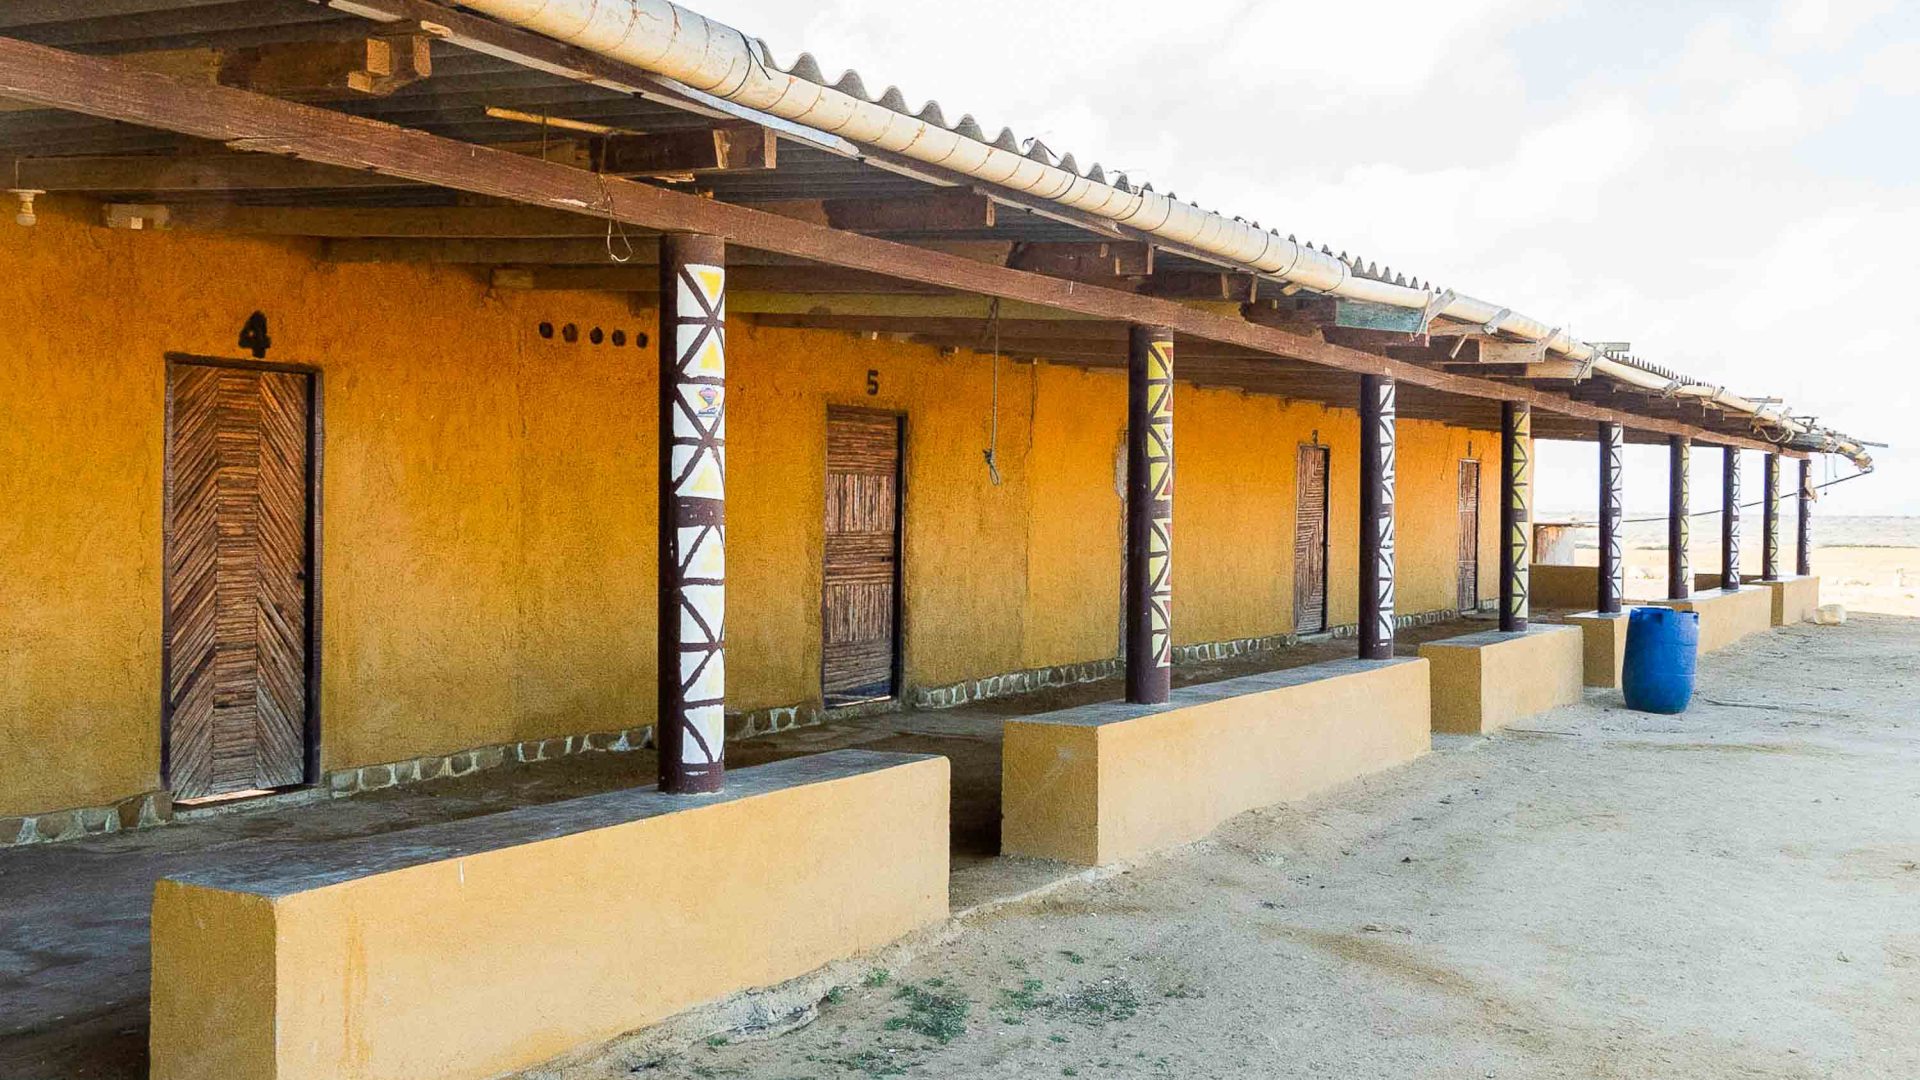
[1293,445,1329,634]
[1457,461,1481,612]
[822,409,901,705]
[165,362,312,799]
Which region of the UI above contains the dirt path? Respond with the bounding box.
[526,614,1920,1080]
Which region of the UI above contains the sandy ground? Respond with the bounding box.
[1608,544,1920,617]
[519,614,1920,1080]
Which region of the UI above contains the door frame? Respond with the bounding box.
[160,352,325,791]
[818,404,907,707]
[1295,441,1331,634]
[1457,458,1481,613]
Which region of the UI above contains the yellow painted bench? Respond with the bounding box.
[1418,625,1584,734]
[1650,585,1774,652]
[151,750,949,1080]
[1002,657,1431,866]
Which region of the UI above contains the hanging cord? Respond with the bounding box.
[980,297,1003,485]
[592,143,634,265]
[1619,471,1869,524]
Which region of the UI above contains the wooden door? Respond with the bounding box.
[822,409,902,705]
[1457,460,1481,612]
[1293,445,1329,634]
[165,360,314,800]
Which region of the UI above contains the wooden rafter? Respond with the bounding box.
[0,35,1798,456]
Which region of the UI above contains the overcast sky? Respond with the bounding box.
[700,0,1917,516]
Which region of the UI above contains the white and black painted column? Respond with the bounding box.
[1762,453,1782,582]
[1721,447,1742,591]
[1797,458,1814,577]
[1668,436,1691,600]
[1125,325,1174,705]
[658,233,727,794]
[1597,421,1625,614]
[1500,401,1531,632]
[1359,375,1397,659]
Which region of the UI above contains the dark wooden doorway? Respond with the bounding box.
[1458,460,1481,612]
[163,357,319,801]
[822,408,903,706]
[1294,444,1330,634]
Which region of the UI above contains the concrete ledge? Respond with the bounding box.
[1649,586,1774,652]
[1418,625,1584,734]
[1001,657,1431,866]
[1761,575,1820,625]
[151,751,949,1080]
[1563,611,1630,689]
[1530,563,1599,609]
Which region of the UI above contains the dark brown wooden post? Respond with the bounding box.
[1797,458,1813,577]
[1126,325,1174,705]
[1598,421,1624,614]
[1721,447,1742,591]
[1359,375,1396,659]
[1762,453,1782,581]
[1499,401,1531,632]
[658,233,727,794]
[1668,436,1691,600]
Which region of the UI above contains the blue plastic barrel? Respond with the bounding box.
[1621,606,1699,714]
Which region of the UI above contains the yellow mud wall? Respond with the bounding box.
[1,199,1503,817]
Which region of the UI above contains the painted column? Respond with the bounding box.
[1125,325,1174,705]
[1359,375,1397,660]
[1668,436,1691,600]
[1721,447,1742,591]
[1797,458,1813,577]
[658,233,727,794]
[1597,421,1625,614]
[1762,453,1782,581]
[1499,401,1531,633]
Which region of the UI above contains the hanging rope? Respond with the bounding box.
[1619,471,1867,524]
[980,297,1003,485]
[592,149,634,265]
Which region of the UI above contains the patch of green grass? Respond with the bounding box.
[1062,1069,1079,1077]
[1049,1034,1069,1045]
[1000,978,1048,1013]
[1161,982,1203,1000]
[863,968,891,988]
[1059,950,1086,965]
[883,982,970,1043]
[823,985,847,1005]
[704,1034,730,1048]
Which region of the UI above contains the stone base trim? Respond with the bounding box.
[2,790,172,848]
[916,608,1469,711]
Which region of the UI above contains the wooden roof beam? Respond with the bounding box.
[0,36,1795,457]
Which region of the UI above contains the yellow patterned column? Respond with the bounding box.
[1126,326,1174,704]
[658,233,726,794]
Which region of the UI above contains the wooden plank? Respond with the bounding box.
[600,123,775,177]
[490,266,952,295]
[129,203,623,237]
[1333,299,1425,333]
[1007,241,1152,278]
[0,36,1793,454]
[13,153,415,192]
[823,190,993,232]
